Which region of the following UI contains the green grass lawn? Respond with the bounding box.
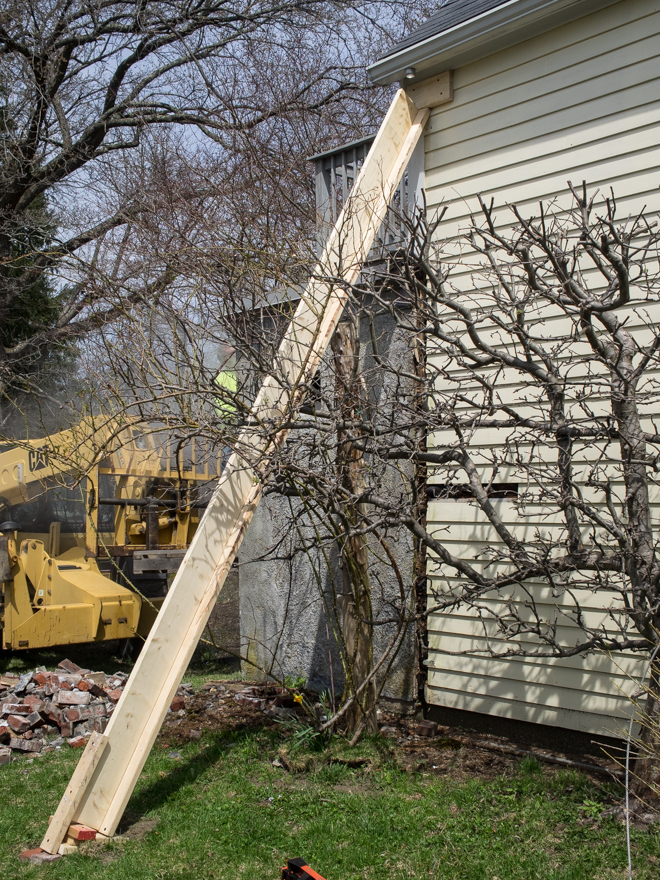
[1,725,658,880]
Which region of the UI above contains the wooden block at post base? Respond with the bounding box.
[39,731,107,854]
[68,823,97,841]
[405,70,453,109]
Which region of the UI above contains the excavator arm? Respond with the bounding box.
[0,420,218,651]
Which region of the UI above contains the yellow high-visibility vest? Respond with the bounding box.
[214,370,237,417]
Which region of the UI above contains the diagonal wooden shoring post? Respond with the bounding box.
[40,732,107,855]
[40,83,444,854]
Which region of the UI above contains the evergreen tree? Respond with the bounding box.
[0,83,71,402]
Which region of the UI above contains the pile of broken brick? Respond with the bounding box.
[0,658,128,764]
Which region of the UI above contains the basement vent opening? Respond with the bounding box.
[427,483,518,500]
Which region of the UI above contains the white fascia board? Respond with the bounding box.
[368,0,623,85]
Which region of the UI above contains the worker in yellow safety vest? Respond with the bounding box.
[213,344,237,419]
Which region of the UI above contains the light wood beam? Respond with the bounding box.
[40,732,107,854]
[405,70,453,109]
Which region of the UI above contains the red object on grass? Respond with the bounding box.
[281,858,327,880]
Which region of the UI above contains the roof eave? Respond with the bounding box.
[368,0,621,86]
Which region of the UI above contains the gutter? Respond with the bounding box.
[368,0,623,85]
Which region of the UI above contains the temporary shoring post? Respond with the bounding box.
[41,73,453,855]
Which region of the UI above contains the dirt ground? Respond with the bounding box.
[157,680,625,788]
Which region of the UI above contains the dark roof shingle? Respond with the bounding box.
[381,0,512,59]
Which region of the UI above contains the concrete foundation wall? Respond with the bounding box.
[239,308,416,709]
[205,563,240,658]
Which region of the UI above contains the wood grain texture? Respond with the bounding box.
[405,70,453,109]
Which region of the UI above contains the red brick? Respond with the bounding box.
[170,696,185,712]
[19,848,43,862]
[7,715,30,733]
[10,736,42,752]
[91,718,107,734]
[19,848,60,863]
[32,673,48,687]
[67,735,86,749]
[2,702,30,715]
[23,695,45,713]
[59,721,73,737]
[76,679,92,692]
[106,689,123,703]
[43,703,62,725]
[59,679,73,691]
[25,711,42,729]
[68,823,97,841]
[58,659,84,675]
[56,690,91,706]
[66,705,95,722]
[86,671,106,684]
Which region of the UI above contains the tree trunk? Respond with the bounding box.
[331,317,377,735]
[412,296,428,713]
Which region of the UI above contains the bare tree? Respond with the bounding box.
[0,0,418,410]
[78,204,417,738]
[356,184,660,789]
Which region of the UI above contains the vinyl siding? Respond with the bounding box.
[421,0,659,734]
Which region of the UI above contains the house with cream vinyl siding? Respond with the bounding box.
[368,0,660,735]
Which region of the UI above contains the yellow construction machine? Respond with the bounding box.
[0,420,219,651]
